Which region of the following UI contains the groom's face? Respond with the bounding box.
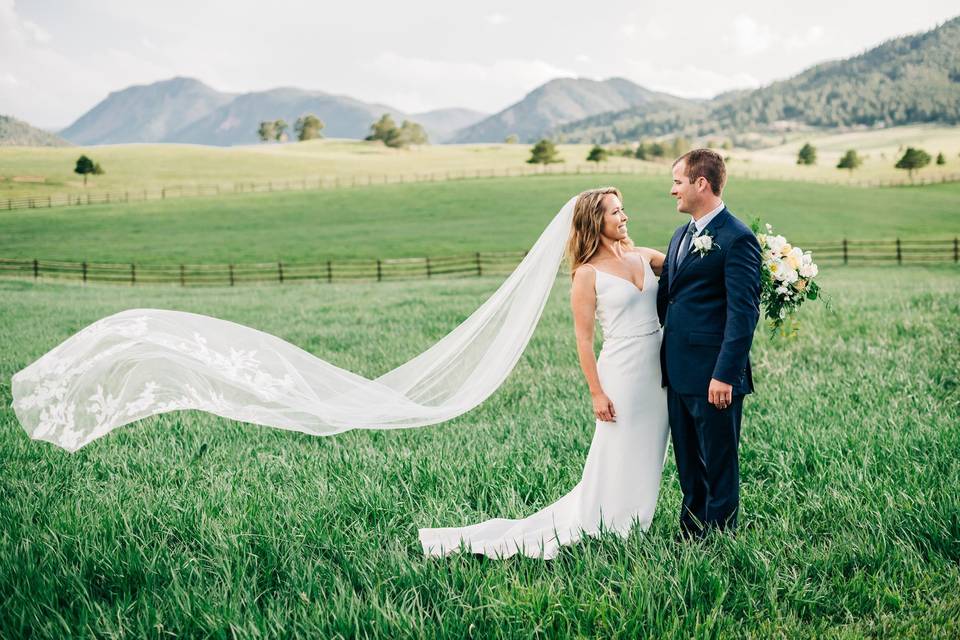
[671,161,700,214]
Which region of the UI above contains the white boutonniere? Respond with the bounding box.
[692,229,720,257]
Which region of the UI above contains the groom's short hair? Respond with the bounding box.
[674,149,726,196]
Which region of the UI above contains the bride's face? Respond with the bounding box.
[600,194,629,241]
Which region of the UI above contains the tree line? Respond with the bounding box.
[796,142,948,178]
[256,113,428,148]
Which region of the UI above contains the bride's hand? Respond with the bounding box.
[592,391,616,422]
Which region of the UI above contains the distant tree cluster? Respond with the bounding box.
[257,114,325,142]
[365,114,428,148]
[294,115,325,141]
[634,137,691,160]
[825,145,946,178]
[74,155,104,186]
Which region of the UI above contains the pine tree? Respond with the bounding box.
[797,142,817,165]
[74,155,95,186]
[936,152,946,165]
[895,147,931,179]
[527,139,562,164]
[836,149,862,172]
[587,145,608,163]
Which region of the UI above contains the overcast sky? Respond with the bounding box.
[2,0,958,129]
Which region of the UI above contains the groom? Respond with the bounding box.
[656,149,761,540]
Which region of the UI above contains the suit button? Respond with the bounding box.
[669,299,675,304]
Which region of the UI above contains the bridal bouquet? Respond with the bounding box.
[751,221,822,337]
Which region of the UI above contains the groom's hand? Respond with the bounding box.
[708,378,733,410]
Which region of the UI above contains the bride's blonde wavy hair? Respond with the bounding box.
[566,187,635,279]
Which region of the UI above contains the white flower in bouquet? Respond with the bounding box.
[750,219,825,337]
[799,262,819,278]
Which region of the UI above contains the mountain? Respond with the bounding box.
[161,87,408,145]
[0,115,71,146]
[449,77,696,143]
[556,15,960,142]
[59,77,486,146]
[410,108,488,143]
[60,77,236,145]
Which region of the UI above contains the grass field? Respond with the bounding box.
[1,174,959,266]
[1,263,958,638]
[1,124,958,201]
[733,124,960,181]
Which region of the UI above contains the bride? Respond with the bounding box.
[419,187,669,559]
[10,187,668,560]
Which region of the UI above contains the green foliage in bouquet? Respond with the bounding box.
[750,218,826,338]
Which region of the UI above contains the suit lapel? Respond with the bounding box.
[670,208,730,293]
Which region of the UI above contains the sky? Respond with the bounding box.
[1,0,958,130]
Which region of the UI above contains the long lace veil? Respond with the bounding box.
[11,195,578,452]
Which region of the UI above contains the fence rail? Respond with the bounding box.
[1,238,956,288]
[4,163,960,212]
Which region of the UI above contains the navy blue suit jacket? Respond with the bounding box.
[656,208,762,396]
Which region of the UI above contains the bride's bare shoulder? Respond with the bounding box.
[631,246,666,274]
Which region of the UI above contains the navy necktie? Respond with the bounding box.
[676,221,698,265]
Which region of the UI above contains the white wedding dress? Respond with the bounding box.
[419,256,669,559]
[10,194,667,561]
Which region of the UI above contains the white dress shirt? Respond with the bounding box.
[691,201,725,235]
[676,201,725,264]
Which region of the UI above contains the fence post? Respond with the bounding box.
[842,239,848,265]
[476,252,482,276]
[130,263,136,285]
[376,259,382,282]
[82,261,87,283]
[327,260,332,283]
[955,237,959,263]
[33,259,38,279]
[896,238,902,265]
[180,265,185,287]
[426,257,432,279]
[278,261,284,283]
[48,196,52,207]
[229,264,234,286]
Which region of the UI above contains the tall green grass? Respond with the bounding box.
[1,175,958,265]
[1,264,957,638]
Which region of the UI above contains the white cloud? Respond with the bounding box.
[625,59,761,98]
[0,72,18,86]
[575,54,591,63]
[621,23,638,38]
[728,15,775,55]
[727,17,827,56]
[485,13,507,25]
[358,52,576,113]
[786,25,826,50]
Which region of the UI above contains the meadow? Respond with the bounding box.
[1,174,959,267]
[1,123,958,202]
[0,263,958,638]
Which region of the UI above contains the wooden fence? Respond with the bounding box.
[0,238,956,288]
[4,163,959,212]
